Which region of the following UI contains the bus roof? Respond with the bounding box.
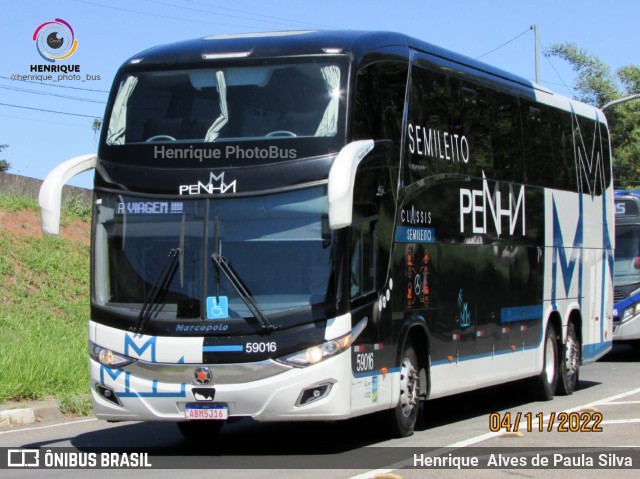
[124,30,528,85]
[615,190,640,197]
[120,30,605,123]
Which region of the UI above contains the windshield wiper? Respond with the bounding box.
[134,247,180,334]
[210,252,275,334]
[134,213,186,333]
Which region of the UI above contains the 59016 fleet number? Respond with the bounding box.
[356,352,375,372]
[245,342,277,354]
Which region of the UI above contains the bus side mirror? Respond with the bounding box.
[39,153,97,235]
[328,140,374,229]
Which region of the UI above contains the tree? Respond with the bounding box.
[0,144,9,172]
[546,43,640,188]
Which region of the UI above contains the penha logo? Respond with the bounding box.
[179,171,237,195]
[33,18,78,62]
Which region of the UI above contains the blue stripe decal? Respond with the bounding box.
[118,391,186,398]
[583,341,612,362]
[99,366,187,398]
[551,195,584,307]
[394,226,435,243]
[203,345,243,352]
[500,305,543,323]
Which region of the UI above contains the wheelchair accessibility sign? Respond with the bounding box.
[206,296,229,319]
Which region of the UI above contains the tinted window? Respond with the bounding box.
[106,62,344,145]
[488,89,524,182]
[353,61,408,144]
[407,65,474,180]
[574,114,610,195]
[350,220,377,298]
[549,107,575,191]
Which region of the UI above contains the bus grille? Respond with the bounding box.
[613,289,627,302]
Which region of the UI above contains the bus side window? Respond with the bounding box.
[489,89,525,183]
[350,220,377,299]
[353,61,408,144]
[522,102,554,187]
[572,114,608,196]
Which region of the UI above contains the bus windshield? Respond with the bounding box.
[93,186,335,331]
[614,224,640,287]
[105,61,343,145]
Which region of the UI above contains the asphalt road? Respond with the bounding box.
[1,344,639,479]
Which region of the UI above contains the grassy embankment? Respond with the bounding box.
[0,193,92,414]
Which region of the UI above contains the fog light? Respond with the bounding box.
[296,383,332,406]
[96,383,122,406]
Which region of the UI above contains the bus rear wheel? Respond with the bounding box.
[556,322,580,395]
[532,323,558,401]
[384,342,422,437]
[176,420,224,441]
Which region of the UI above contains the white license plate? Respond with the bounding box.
[184,404,228,420]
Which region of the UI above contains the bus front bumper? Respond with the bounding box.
[613,313,640,342]
[89,350,354,422]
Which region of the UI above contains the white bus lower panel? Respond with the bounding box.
[613,314,640,341]
[91,349,361,422]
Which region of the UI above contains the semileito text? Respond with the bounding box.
[408,123,469,163]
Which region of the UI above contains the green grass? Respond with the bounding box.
[0,196,91,405]
[58,394,93,417]
[0,191,92,223]
[0,194,39,212]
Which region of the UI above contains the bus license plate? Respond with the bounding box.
[185,404,228,420]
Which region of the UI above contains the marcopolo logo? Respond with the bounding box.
[33,18,78,62]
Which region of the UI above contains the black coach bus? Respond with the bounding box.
[39,30,613,439]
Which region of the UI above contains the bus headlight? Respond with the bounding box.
[622,303,640,323]
[89,342,136,368]
[277,317,367,367]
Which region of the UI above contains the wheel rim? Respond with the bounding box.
[564,332,579,376]
[399,356,419,417]
[544,333,556,384]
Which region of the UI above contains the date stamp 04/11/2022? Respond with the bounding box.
[489,411,603,433]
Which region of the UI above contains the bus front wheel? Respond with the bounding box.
[384,342,422,437]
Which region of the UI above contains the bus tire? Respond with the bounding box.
[532,323,558,401]
[384,342,421,437]
[556,322,580,395]
[176,420,224,441]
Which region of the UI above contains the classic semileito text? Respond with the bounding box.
[407,123,470,163]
